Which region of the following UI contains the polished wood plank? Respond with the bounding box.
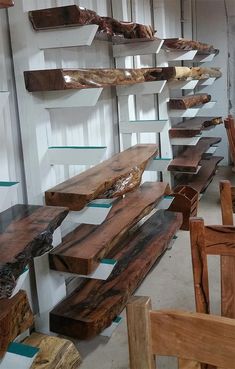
[23,333,82,369]
[50,210,182,339]
[0,291,33,358]
[169,117,222,138]
[0,204,68,298]
[0,0,14,8]
[45,144,158,211]
[169,94,211,110]
[168,137,221,173]
[163,38,219,54]
[49,182,169,275]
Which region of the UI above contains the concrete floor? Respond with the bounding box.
[77,166,235,369]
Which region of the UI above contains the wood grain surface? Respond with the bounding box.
[0,204,68,298]
[45,144,158,211]
[0,290,33,358]
[168,137,221,173]
[169,117,222,138]
[23,333,82,369]
[169,94,211,110]
[49,182,169,275]
[163,38,219,54]
[50,210,182,339]
[0,0,14,8]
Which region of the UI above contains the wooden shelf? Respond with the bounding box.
[169,117,223,138]
[49,182,169,275]
[0,291,33,358]
[168,137,221,173]
[0,204,68,299]
[50,210,182,339]
[45,144,158,211]
[0,0,14,9]
[177,156,223,193]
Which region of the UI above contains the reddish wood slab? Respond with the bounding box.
[49,182,169,275]
[0,290,34,358]
[50,210,182,339]
[45,144,158,211]
[168,137,221,173]
[163,38,219,55]
[0,204,68,298]
[169,117,223,138]
[169,94,211,110]
[0,0,14,8]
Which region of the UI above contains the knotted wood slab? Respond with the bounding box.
[28,5,154,40]
[0,0,14,8]
[168,137,221,173]
[50,210,182,339]
[0,290,33,358]
[23,333,82,369]
[24,67,191,92]
[169,117,223,138]
[177,156,223,193]
[163,38,219,55]
[0,204,68,299]
[49,182,169,275]
[169,94,211,110]
[190,67,221,80]
[45,144,158,211]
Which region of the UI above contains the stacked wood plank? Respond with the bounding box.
[163,38,219,55]
[0,290,33,358]
[49,182,169,275]
[169,117,222,138]
[169,94,211,110]
[0,204,68,298]
[45,144,158,210]
[50,210,182,339]
[168,137,221,173]
[23,333,82,369]
[0,0,14,8]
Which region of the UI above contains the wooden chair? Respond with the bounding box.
[220,179,235,226]
[224,115,235,171]
[127,296,235,369]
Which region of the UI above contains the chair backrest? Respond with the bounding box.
[220,180,235,226]
[127,296,235,369]
[224,116,235,167]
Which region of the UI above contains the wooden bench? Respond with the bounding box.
[50,210,182,339]
[0,290,33,358]
[224,115,235,171]
[169,117,222,138]
[0,204,68,298]
[45,144,158,211]
[49,182,169,275]
[168,137,221,173]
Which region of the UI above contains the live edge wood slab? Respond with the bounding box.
[0,290,33,358]
[169,117,223,138]
[163,38,219,55]
[168,137,221,173]
[23,333,82,369]
[0,0,14,8]
[45,144,158,211]
[169,94,211,110]
[0,204,68,299]
[50,210,182,339]
[49,182,169,275]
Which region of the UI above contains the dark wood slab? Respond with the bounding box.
[169,117,223,138]
[45,144,158,211]
[0,0,14,8]
[0,290,34,358]
[168,137,221,173]
[177,156,223,193]
[28,5,154,40]
[24,67,188,92]
[0,204,68,299]
[50,210,182,339]
[169,94,211,110]
[163,38,219,55]
[49,182,169,275]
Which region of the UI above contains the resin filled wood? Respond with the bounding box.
[163,38,219,55]
[0,290,33,358]
[0,0,14,8]
[49,182,169,275]
[45,144,158,211]
[50,210,182,339]
[177,156,223,193]
[168,137,221,173]
[23,333,82,369]
[24,67,191,92]
[0,204,68,298]
[29,5,154,40]
[169,117,222,138]
[169,94,211,110]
